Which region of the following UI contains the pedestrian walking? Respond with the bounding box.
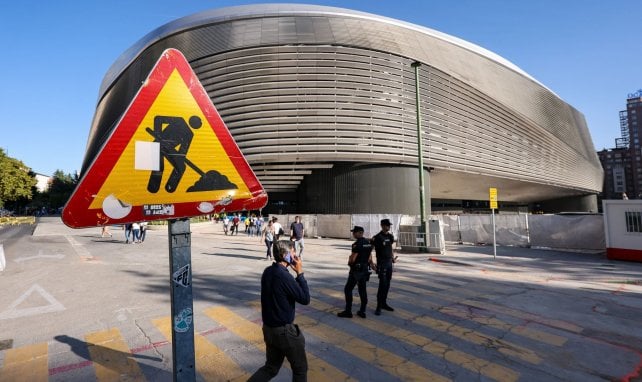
[255,216,263,237]
[139,222,148,242]
[248,240,309,382]
[101,225,112,238]
[223,215,230,235]
[372,218,396,316]
[124,223,133,244]
[338,226,375,319]
[289,216,305,258]
[261,220,276,260]
[272,217,283,241]
[132,222,141,243]
[232,214,240,235]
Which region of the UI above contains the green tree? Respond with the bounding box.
[46,170,78,210]
[0,149,35,208]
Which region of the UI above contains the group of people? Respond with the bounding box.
[260,216,305,261]
[100,222,149,244]
[124,222,147,244]
[222,214,265,236]
[249,218,396,381]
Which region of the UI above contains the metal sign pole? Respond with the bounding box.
[168,218,195,381]
[492,209,497,259]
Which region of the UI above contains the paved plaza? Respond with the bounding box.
[0,217,641,381]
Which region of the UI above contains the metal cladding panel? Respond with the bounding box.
[85,5,603,205]
[300,164,428,214]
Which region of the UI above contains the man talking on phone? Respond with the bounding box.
[249,240,310,382]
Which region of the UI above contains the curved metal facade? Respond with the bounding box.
[85,4,603,213]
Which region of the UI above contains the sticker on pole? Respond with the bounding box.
[63,49,267,228]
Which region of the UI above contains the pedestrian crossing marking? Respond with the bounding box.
[438,306,567,347]
[0,342,48,382]
[396,278,583,334]
[205,306,355,382]
[316,289,519,382]
[459,298,584,334]
[381,283,567,347]
[390,284,567,346]
[85,328,145,382]
[321,284,541,365]
[387,301,542,365]
[152,316,248,381]
[296,313,451,382]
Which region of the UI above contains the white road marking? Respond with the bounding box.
[0,244,5,271]
[64,234,94,260]
[14,250,65,263]
[0,284,65,320]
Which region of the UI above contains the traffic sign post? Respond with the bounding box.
[489,188,498,259]
[168,218,195,382]
[63,49,267,380]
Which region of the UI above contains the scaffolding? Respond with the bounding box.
[616,110,629,148]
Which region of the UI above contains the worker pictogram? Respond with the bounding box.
[145,115,237,194]
[62,49,267,228]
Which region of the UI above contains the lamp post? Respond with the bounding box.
[411,61,428,251]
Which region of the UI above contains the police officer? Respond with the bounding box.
[338,226,376,319]
[372,218,396,316]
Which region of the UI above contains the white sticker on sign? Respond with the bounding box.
[135,141,160,171]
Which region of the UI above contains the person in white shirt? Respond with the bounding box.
[132,222,141,243]
[272,217,283,241]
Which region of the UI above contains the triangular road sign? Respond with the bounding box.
[63,49,267,228]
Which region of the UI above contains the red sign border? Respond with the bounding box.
[63,49,267,228]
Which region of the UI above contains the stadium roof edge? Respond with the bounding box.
[98,3,557,100]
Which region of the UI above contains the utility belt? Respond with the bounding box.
[351,263,369,271]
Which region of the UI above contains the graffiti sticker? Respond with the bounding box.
[174,308,193,333]
[172,264,191,287]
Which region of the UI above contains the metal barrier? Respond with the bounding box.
[398,231,427,250]
[398,231,444,254]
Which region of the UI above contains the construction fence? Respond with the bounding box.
[269,213,605,252]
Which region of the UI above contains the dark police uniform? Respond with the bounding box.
[372,229,395,313]
[342,236,373,316]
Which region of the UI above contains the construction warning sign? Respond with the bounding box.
[63,49,267,228]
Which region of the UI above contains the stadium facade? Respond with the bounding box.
[85,4,603,215]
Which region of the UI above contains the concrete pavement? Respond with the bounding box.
[0,217,641,381]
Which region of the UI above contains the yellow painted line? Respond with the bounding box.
[459,299,584,334]
[317,289,518,382]
[394,275,470,290]
[324,284,541,364]
[0,342,48,382]
[85,328,145,382]
[152,316,248,382]
[438,306,567,347]
[393,281,583,334]
[297,312,450,382]
[382,286,567,347]
[402,306,541,364]
[206,306,354,382]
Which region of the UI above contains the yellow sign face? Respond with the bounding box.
[88,70,249,209]
[489,187,498,209]
[63,49,266,228]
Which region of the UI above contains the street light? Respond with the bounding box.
[411,61,428,251]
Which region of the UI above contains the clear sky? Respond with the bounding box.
[2,0,640,176]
